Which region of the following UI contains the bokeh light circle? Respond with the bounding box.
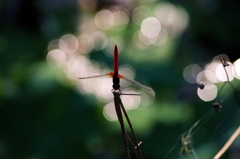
[112,10,129,31]
[132,6,151,25]
[103,102,117,121]
[141,17,161,39]
[197,84,217,102]
[216,63,234,82]
[59,34,78,54]
[183,64,202,84]
[47,49,66,68]
[233,58,240,79]
[95,10,114,30]
[204,62,220,83]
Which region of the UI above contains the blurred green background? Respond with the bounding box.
[0,0,240,159]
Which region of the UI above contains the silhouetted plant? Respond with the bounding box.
[113,91,143,159]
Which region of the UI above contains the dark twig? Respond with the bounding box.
[125,132,141,157]
[113,91,144,159]
[113,92,131,159]
[118,94,144,159]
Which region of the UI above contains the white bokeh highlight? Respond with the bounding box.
[233,58,240,79]
[47,49,66,68]
[216,63,234,82]
[197,83,217,102]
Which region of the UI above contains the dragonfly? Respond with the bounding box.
[79,45,147,158]
[78,45,153,93]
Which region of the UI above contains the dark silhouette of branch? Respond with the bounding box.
[113,91,144,159]
[113,92,131,159]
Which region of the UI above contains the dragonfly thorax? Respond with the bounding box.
[112,76,120,90]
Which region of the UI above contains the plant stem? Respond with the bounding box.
[113,92,131,159]
[113,91,144,159]
[213,126,240,159]
[118,95,144,159]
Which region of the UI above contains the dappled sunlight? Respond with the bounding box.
[134,27,169,48]
[45,1,191,123]
[95,8,130,31]
[184,54,240,102]
[133,31,151,49]
[141,17,161,43]
[133,3,189,49]
[64,55,93,80]
[95,10,115,30]
[132,5,152,26]
[121,91,141,110]
[112,9,130,31]
[47,49,66,68]
[47,37,154,109]
[91,31,107,50]
[59,34,79,54]
[77,34,94,54]
[48,39,60,51]
[154,2,189,36]
[154,27,169,46]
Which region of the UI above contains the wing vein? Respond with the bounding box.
[122,76,153,92]
[78,73,110,79]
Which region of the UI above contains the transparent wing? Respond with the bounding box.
[78,73,111,79]
[121,76,153,92]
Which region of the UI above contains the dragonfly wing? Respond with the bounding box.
[78,73,110,79]
[121,76,153,92]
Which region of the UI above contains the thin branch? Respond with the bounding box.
[113,91,144,159]
[213,126,240,159]
[125,132,141,157]
[118,94,144,159]
[113,92,131,159]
